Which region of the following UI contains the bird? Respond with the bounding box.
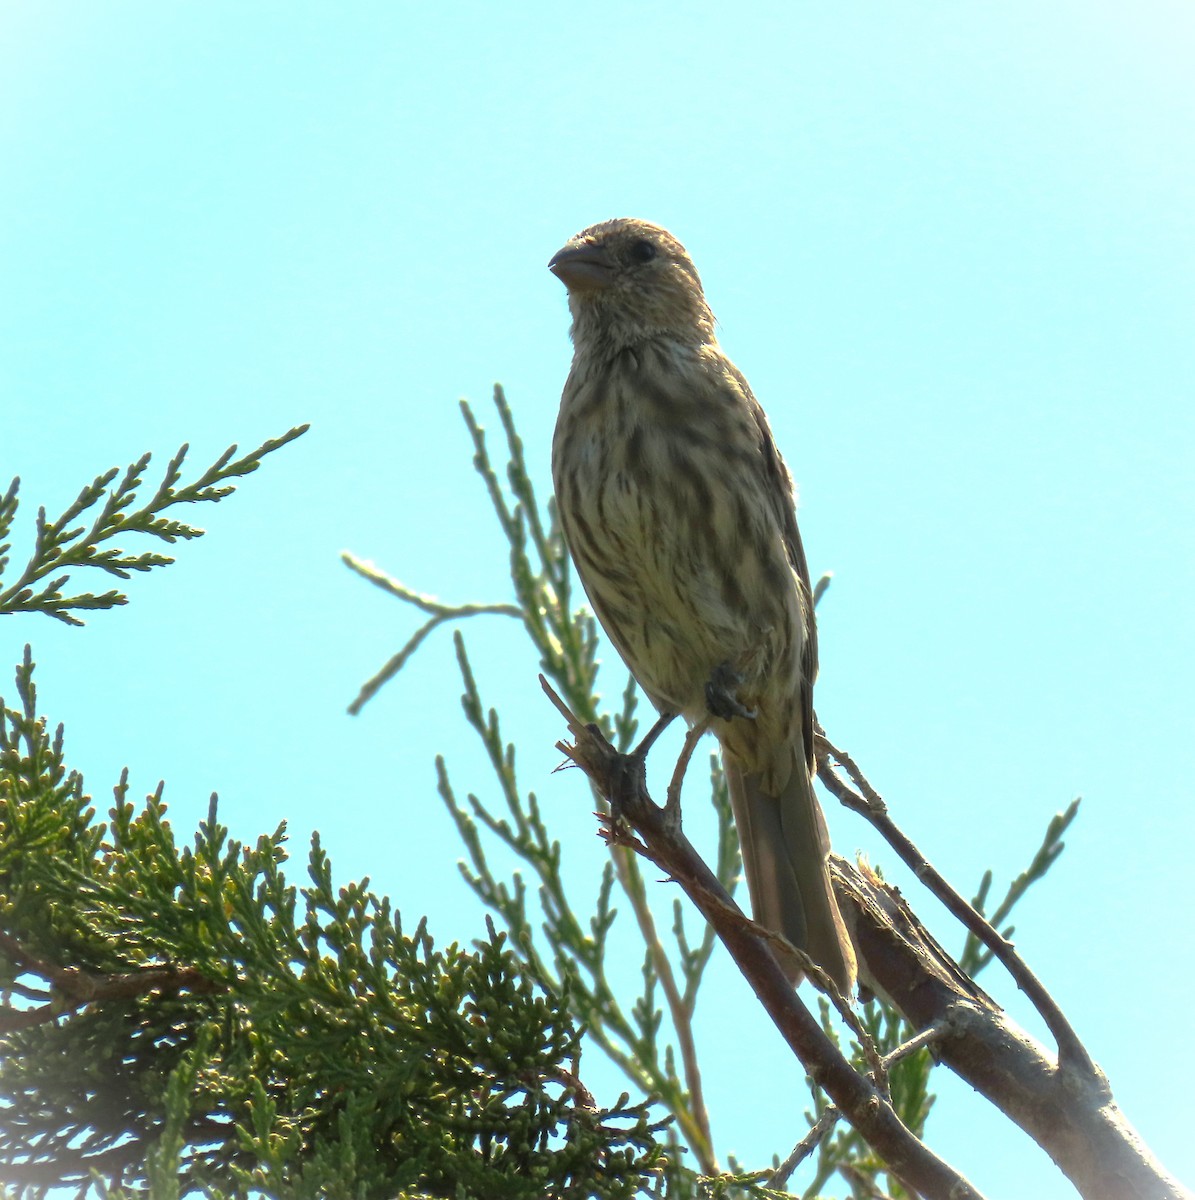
[548,217,857,994]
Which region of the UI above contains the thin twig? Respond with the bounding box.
[612,842,715,1165]
[839,1162,904,1200]
[342,552,521,715]
[770,1105,841,1188]
[882,1021,950,1070]
[341,553,521,620]
[754,925,888,1095]
[543,683,717,1167]
[815,725,1097,1079]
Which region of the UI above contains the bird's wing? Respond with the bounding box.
[725,361,819,772]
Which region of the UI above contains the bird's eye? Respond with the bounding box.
[629,239,657,264]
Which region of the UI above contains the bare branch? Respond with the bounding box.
[835,860,1192,1200]
[341,552,522,715]
[542,676,986,1200]
[0,929,224,1029]
[770,1106,841,1189]
[815,724,1097,1079]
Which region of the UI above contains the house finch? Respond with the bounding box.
[549,218,856,994]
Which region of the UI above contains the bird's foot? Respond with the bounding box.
[705,662,758,722]
[596,738,654,852]
[604,710,688,838]
[597,710,675,840]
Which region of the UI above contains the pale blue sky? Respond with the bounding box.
[2,4,1192,1196]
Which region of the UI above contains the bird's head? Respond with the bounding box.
[549,218,716,353]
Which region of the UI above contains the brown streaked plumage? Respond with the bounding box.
[549,217,856,993]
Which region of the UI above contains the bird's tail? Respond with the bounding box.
[725,757,857,994]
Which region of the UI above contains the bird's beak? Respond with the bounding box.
[548,241,615,290]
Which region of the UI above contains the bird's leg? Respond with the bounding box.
[664,715,712,833]
[705,661,758,721]
[631,710,677,761]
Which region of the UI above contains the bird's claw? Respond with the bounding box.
[705,663,758,722]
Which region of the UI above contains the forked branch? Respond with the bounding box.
[833,862,1190,1200]
[541,676,985,1200]
[815,724,1095,1077]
